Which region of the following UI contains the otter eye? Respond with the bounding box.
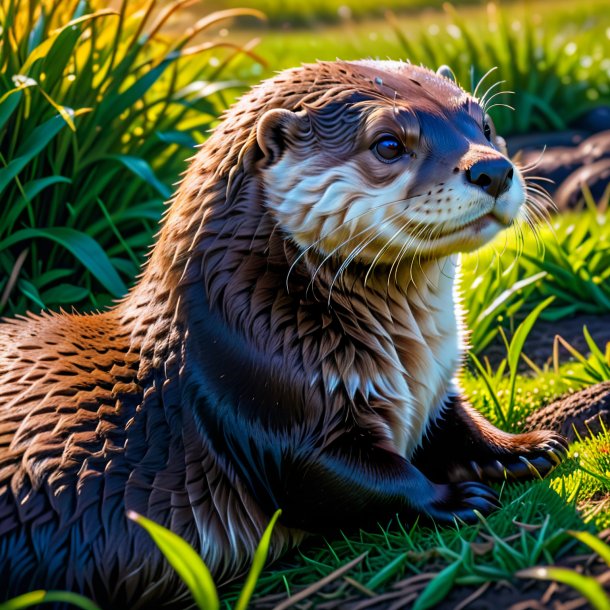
[483,121,492,141]
[372,135,404,162]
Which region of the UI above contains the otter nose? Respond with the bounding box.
[465,158,513,198]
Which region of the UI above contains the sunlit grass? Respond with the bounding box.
[225,0,610,135]
[0,0,263,317]
[460,197,610,354]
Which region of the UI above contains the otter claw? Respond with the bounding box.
[519,456,543,479]
[470,460,484,480]
[494,460,507,478]
[549,437,569,454]
[544,447,563,466]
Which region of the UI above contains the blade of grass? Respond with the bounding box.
[235,509,282,610]
[412,559,461,610]
[568,531,610,567]
[0,228,126,296]
[517,567,610,610]
[127,511,219,610]
[0,590,101,610]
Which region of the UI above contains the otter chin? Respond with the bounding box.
[0,60,566,608]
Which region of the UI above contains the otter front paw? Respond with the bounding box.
[426,481,501,524]
[457,431,568,483]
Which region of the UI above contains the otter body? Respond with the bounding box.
[0,61,566,607]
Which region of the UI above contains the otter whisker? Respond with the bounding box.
[416,223,445,288]
[478,79,507,108]
[404,223,435,293]
[472,66,499,100]
[328,215,401,304]
[485,103,515,113]
[525,179,556,199]
[309,207,406,296]
[525,187,557,223]
[515,145,547,173]
[387,217,431,289]
[524,191,554,221]
[364,215,422,290]
[481,89,514,109]
[519,203,547,256]
[525,191,556,222]
[522,174,555,185]
[524,200,554,249]
[389,218,428,284]
[285,193,425,290]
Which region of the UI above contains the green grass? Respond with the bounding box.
[220,477,590,608]
[199,0,480,27]
[461,195,610,355]
[0,0,263,317]
[215,357,609,608]
[226,0,610,134]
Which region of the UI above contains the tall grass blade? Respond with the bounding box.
[412,559,461,610]
[569,531,610,567]
[128,511,220,610]
[0,228,126,297]
[0,590,101,610]
[517,567,610,610]
[0,113,69,194]
[235,509,282,610]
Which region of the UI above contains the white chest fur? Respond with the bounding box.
[363,257,462,456]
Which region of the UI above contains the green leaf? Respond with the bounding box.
[18,279,45,309]
[0,228,126,297]
[32,268,74,288]
[413,560,461,610]
[155,130,198,148]
[108,155,172,199]
[469,352,507,427]
[235,509,283,610]
[128,511,219,610]
[569,531,610,567]
[0,89,22,131]
[517,567,610,610]
[22,176,71,201]
[507,296,554,373]
[0,113,68,195]
[365,552,409,590]
[96,58,174,126]
[41,283,90,304]
[475,272,547,326]
[20,9,118,74]
[0,590,101,610]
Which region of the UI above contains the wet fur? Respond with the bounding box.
[0,61,566,607]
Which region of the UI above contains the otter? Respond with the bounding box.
[0,60,567,607]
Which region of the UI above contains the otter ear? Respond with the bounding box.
[437,65,457,82]
[256,108,304,166]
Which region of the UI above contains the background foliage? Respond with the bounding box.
[0,0,263,316]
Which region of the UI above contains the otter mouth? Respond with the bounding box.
[433,212,502,239]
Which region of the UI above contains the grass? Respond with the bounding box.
[223,0,610,134]
[0,0,263,318]
[220,478,590,607]
[461,193,610,355]
[216,357,610,608]
[199,0,482,27]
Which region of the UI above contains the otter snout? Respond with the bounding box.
[465,157,514,199]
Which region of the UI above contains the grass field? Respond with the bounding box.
[1,0,610,608]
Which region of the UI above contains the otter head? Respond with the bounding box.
[253,60,524,269]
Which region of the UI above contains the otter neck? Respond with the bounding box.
[122,138,462,455]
